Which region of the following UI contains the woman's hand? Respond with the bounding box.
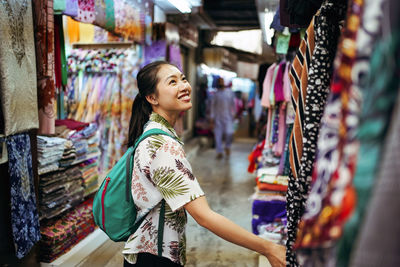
[263,242,286,267]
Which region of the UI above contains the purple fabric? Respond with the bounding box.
[64,0,78,17]
[143,40,167,67]
[274,61,286,103]
[252,200,286,234]
[168,44,182,71]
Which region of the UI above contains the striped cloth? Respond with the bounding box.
[288,19,315,179]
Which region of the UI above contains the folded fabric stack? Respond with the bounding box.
[59,140,77,167]
[39,166,84,220]
[68,124,100,196]
[37,136,67,175]
[39,198,95,263]
[80,158,99,196]
[251,167,288,244]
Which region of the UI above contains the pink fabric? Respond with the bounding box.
[283,62,292,102]
[265,108,273,149]
[260,63,276,108]
[273,104,287,157]
[77,0,95,23]
[273,62,286,103]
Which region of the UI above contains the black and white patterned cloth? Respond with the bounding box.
[285,1,347,265]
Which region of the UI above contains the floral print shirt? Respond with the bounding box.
[123,113,204,265]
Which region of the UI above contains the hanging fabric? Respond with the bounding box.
[285,0,348,265]
[0,0,39,136]
[6,134,41,259]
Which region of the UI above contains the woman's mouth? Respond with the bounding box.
[178,94,191,102]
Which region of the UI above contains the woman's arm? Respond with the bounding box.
[184,196,286,267]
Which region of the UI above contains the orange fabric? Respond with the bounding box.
[67,17,80,43]
[288,18,315,179]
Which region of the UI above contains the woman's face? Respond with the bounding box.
[154,64,192,113]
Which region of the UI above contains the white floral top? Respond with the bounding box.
[123,113,204,265]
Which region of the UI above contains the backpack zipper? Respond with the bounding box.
[102,177,111,231]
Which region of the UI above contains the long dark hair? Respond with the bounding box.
[127,61,170,147]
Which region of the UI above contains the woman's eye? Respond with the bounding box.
[182,76,187,81]
[169,80,176,85]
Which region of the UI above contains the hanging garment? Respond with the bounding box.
[288,18,316,179]
[261,63,277,108]
[337,8,400,265]
[0,0,39,136]
[32,0,56,135]
[6,134,41,259]
[294,0,364,252]
[285,1,347,266]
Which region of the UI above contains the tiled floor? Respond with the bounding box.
[80,138,258,267]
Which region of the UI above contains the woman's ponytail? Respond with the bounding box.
[127,93,152,147]
[127,60,170,147]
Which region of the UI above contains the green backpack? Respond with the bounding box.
[93,128,174,252]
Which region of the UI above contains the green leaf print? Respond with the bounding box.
[146,135,165,158]
[153,167,189,199]
[164,205,187,232]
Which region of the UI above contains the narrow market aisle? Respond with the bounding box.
[78,138,258,267]
[185,137,258,267]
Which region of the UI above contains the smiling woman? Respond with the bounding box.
[123,61,285,267]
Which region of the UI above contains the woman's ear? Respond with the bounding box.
[145,94,158,105]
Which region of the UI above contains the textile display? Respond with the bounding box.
[168,44,182,71]
[285,1,348,265]
[32,0,56,135]
[0,0,39,136]
[337,3,400,264]
[294,0,364,252]
[6,134,41,259]
[39,197,95,262]
[252,200,286,235]
[143,40,167,66]
[66,48,140,172]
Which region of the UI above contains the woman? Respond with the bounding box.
[123,61,286,267]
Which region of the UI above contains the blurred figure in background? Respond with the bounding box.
[210,78,235,159]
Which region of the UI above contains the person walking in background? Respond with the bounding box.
[209,78,235,159]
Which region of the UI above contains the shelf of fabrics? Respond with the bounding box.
[36,121,101,263]
[65,47,140,174]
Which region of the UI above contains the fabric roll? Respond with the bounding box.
[6,134,41,259]
[0,0,39,136]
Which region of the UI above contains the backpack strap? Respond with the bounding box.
[127,128,176,256]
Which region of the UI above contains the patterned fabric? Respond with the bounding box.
[123,113,204,265]
[288,18,315,179]
[285,1,347,265]
[77,0,95,23]
[295,0,364,251]
[337,2,399,263]
[40,197,95,262]
[0,0,39,136]
[32,0,56,135]
[6,134,41,259]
